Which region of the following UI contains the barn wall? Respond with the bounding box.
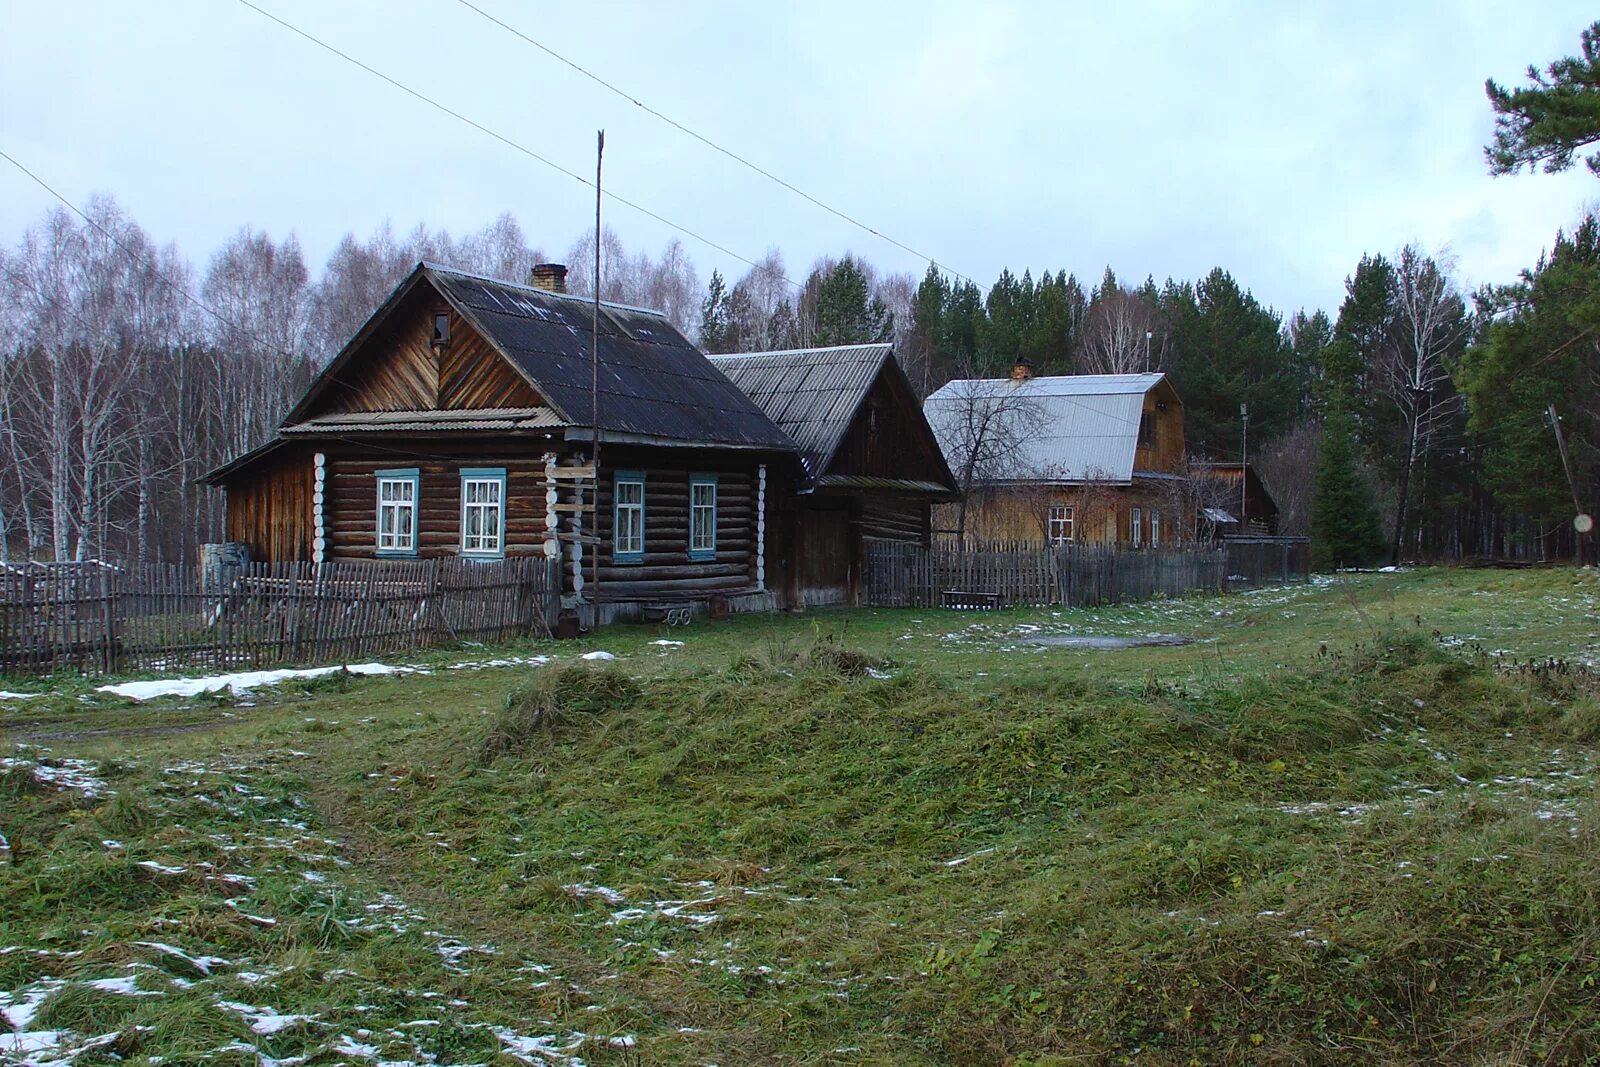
[1133,379,1186,473]
[829,367,950,485]
[937,484,1189,546]
[590,446,764,603]
[223,450,313,562]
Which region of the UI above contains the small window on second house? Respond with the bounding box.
[613,472,645,563]
[689,475,718,560]
[1138,410,1155,449]
[1131,506,1143,548]
[432,311,450,347]
[1048,504,1074,546]
[1150,509,1161,548]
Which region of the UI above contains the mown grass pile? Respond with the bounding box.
[4,569,1599,1064]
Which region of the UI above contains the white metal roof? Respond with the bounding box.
[923,372,1166,484]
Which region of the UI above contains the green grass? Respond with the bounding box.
[2,567,1599,1064]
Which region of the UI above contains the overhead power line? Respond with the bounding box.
[0,147,301,361]
[451,0,982,292]
[235,0,805,294]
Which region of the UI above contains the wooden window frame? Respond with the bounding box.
[459,467,507,558]
[688,474,718,561]
[1138,410,1155,449]
[1131,506,1143,548]
[1047,504,1074,546]
[375,468,420,558]
[613,471,646,564]
[1150,509,1161,548]
[431,310,451,348]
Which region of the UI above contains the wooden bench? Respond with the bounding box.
[941,589,1001,611]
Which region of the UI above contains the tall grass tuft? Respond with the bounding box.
[481,663,642,762]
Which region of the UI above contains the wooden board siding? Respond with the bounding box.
[307,288,541,417]
[1133,377,1186,473]
[436,305,542,410]
[938,483,1189,546]
[860,498,930,544]
[828,366,951,484]
[325,448,552,560]
[224,448,312,562]
[591,449,761,601]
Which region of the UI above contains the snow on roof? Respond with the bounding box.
[923,372,1168,484]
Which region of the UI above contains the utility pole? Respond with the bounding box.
[1549,403,1595,562]
[591,129,604,624]
[1144,331,1152,372]
[1239,402,1249,531]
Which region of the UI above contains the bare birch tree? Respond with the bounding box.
[1079,281,1158,374]
[1382,245,1469,562]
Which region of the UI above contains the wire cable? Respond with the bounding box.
[235,0,806,294]
[0,147,303,361]
[451,0,982,292]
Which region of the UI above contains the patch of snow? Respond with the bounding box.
[942,847,996,868]
[651,640,684,648]
[581,651,615,662]
[215,999,318,1035]
[137,861,187,875]
[494,1028,590,1064]
[0,690,40,700]
[566,883,627,904]
[133,941,230,975]
[97,662,417,701]
[1,756,111,797]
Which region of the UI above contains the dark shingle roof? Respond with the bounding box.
[708,344,892,479]
[428,266,793,450]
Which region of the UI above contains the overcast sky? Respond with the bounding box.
[2,1,1595,317]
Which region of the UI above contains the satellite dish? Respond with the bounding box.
[1577,513,1595,534]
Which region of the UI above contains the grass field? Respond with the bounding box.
[3,567,1599,1065]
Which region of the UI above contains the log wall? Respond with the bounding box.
[589,449,762,602]
[326,447,553,560]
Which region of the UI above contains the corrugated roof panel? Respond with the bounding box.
[427,265,794,451]
[709,345,891,475]
[924,374,1161,484]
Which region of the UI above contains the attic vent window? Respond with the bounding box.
[431,312,450,349]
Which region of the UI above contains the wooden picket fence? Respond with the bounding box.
[865,539,1229,609]
[1222,536,1312,587]
[0,557,559,676]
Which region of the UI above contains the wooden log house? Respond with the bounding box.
[203,262,798,623]
[923,365,1192,546]
[710,345,957,607]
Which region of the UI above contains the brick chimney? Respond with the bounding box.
[1010,356,1035,382]
[529,263,568,293]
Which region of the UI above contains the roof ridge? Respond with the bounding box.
[712,342,893,359]
[419,260,672,320]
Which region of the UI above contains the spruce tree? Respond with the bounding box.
[1311,407,1388,570]
[699,270,729,352]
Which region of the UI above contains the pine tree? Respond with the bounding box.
[1311,407,1388,570]
[699,270,730,352]
[1486,21,1600,177]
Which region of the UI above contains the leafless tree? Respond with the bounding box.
[1255,419,1322,537]
[1079,283,1158,374]
[1382,245,1468,562]
[924,362,1053,546]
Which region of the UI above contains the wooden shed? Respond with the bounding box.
[710,345,957,607]
[204,262,797,623]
